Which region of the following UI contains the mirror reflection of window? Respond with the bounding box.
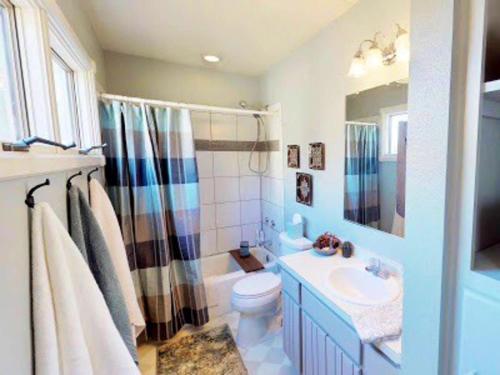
[380,106,408,161]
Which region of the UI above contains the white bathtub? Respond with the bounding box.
[202,247,278,318]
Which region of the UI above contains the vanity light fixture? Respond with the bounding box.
[348,24,409,78]
[394,24,410,63]
[202,54,221,63]
[347,50,367,78]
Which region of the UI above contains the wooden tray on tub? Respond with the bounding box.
[229,250,265,273]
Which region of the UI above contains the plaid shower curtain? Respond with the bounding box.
[344,123,380,228]
[99,100,209,341]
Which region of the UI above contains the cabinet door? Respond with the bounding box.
[325,336,362,375]
[302,312,327,375]
[283,292,301,371]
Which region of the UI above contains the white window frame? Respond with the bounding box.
[0,0,103,180]
[46,3,99,150]
[379,104,408,162]
[0,0,28,141]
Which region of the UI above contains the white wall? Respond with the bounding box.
[56,0,106,87]
[260,0,458,373]
[104,51,262,108]
[0,169,104,374]
[260,0,410,264]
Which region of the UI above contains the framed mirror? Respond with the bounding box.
[344,81,408,237]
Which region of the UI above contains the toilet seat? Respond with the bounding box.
[233,272,281,299]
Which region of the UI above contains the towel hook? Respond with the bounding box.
[87,167,99,182]
[66,171,82,190]
[25,179,50,208]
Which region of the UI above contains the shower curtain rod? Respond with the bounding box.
[345,121,378,126]
[99,93,275,117]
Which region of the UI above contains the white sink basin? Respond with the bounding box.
[325,264,400,306]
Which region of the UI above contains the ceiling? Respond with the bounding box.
[82,0,358,76]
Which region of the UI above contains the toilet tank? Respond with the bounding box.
[279,232,313,256]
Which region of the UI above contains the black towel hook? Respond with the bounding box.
[25,179,50,208]
[66,171,82,190]
[87,167,99,182]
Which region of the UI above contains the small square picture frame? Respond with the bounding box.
[287,145,300,168]
[309,142,325,170]
[296,172,313,206]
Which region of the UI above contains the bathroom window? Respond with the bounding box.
[51,50,80,145]
[0,0,26,142]
[380,105,408,161]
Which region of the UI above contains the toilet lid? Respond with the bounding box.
[233,273,281,299]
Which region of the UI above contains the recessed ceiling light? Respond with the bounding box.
[203,54,221,63]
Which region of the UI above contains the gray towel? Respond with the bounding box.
[68,186,138,363]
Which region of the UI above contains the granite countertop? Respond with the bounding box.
[279,250,402,365]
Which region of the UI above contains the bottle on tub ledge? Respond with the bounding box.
[239,240,250,258]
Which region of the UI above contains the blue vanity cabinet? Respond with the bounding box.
[302,312,361,375]
[281,267,400,375]
[283,291,302,371]
[282,269,303,371]
[302,312,327,375]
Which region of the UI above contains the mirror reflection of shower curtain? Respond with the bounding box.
[344,123,380,229]
[392,121,407,236]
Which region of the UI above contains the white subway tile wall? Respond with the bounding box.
[214,177,240,202]
[213,152,239,177]
[191,111,212,140]
[240,176,260,201]
[237,115,258,141]
[201,204,216,231]
[259,104,285,255]
[238,151,261,176]
[193,110,284,257]
[196,151,213,178]
[217,226,242,253]
[199,178,215,205]
[241,200,261,225]
[216,202,242,228]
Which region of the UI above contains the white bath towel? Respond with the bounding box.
[32,202,139,375]
[350,296,403,344]
[89,179,145,338]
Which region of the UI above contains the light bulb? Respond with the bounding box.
[395,32,410,62]
[365,46,383,69]
[348,56,366,78]
[202,54,221,63]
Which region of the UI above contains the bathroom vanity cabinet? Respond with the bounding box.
[281,269,400,375]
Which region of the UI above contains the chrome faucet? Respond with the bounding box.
[365,258,390,279]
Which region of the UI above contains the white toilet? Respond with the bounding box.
[278,231,314,256]
[232,272,281,347]
[231,232,313,347]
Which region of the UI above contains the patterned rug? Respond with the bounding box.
[157,324,248,375]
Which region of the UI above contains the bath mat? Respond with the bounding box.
[157,324,247,375]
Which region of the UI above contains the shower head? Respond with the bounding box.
[240,100,262,119]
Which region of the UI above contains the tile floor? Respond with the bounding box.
[138,311,298,375]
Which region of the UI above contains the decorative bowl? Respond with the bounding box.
[313,246,338,256]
